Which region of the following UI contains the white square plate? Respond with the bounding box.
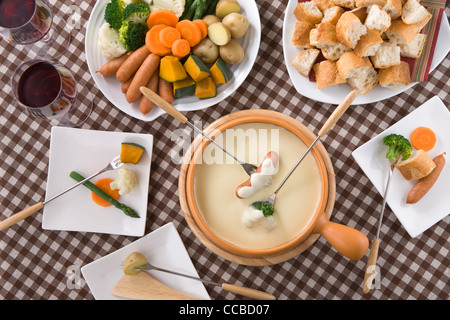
[42,127,153,236]
[352,96,449,237]
[81,222,210,300]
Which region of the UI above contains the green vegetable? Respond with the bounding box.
[69,171,140,218]
[180,0,197,20]
[383,134,412,162]
[251,201,275,217]
[119,22,148,51]
[122,2,150,25]
[205,0,220,15]
[104,0,123,30]
[193,0,208,20]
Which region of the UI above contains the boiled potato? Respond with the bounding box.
[216,0,241,19]
[222,12,249,39]
[202,14,221,26]
[193,38,220,64]
[208,22,231,46]
[219,40,244,64]
[122,252,148,275]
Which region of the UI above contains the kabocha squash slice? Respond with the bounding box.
[195,76,216,99]
[173,76,196,99]
[210,57,233,84]
[120,143,146,164]
[160,56,188,82]
[183,55,210,82]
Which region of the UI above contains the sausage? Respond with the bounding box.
[139,68,160,115]
[158,77,174,104]
[116,45,150,83]
[126,54,160,103]
[96,53,130,76]
[406,153,446,204]
[121,74,134,94]
[235,151,279,199]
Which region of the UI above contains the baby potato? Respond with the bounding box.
[193,37,220,64]
[219,40,245,64]
[222,13,249,39]
[208,22,231,46]
[202,14,221,26]
[122,252,148,275]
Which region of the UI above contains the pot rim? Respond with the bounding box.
[184,112,330,257]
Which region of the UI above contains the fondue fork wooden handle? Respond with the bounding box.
[0,202,44,231]
[140,87,188,124]
[363,238,380,294]
[222,283,276,300]
[318,89,357,137]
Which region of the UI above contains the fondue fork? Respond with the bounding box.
[260,90,358,209]
[140,87,257,175]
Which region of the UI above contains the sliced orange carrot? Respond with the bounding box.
[147,9,178,29]
[146,24,172,56]
[171,38,191,57]
[159,26,181,49]
[193,19,208,39]
[91,178,120,207]
[176,19,202,47]
[410,127,437,151]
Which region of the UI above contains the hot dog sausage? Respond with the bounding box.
[121,74,134,94]
[235,151,279,199]
[139,68,159,115]
[126,54,160,103]
[406,153,446,204]
[116,45,150,83]
[158,77,174,104]
[97,53,130,76]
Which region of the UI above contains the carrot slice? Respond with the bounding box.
[410,127,437,151]
[159,26,181,48]
[171,38,191,57]
[176,20,202,47]
[147,9,178,29]
[91,178,120,207]
[146,24,172,56]
[193,19,208,39]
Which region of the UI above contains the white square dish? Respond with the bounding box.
[42,127,153,236]
[81,222,210,300]
[352,96,449,237]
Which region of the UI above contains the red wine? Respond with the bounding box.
[0,0,35,28]
[17,61,61,108]
[0,0,51,44]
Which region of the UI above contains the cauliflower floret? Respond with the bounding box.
[98,22,127,59]
[110,167,138,195]
[150,0,185,18]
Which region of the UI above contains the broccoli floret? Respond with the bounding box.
[383,134,412,162]
[104,0,123,30]
[119,22,148,51]
[251,201,275,217]
[122,2,150,25]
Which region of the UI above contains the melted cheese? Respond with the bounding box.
[193,123,322,250]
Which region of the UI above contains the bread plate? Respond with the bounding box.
[352,96,449,237]
[85,0,261,122]
[282,0,450,105]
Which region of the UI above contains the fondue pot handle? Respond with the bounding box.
[313,212,369,260]
[140,87,188,124]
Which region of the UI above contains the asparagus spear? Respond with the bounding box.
[69,171,140,218]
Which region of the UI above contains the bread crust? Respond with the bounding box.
[354,29,384,57]
[336,51,372,78]
[292,21,315,48]
[313,59,347,89]
[336,11,366,48]
[294,2,323,24]
[378,61,411,88]
[395,149,436,180]
[385,19,420,43]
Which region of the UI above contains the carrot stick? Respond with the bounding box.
[146,24,172,56]
[171,38,191,57]
[91,178,120,207]
[147,9,179,29]
[176,20,202,47]
[159,26,181,48]
[410,127,437,151]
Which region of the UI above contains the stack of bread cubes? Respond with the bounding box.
[291,0,432,94]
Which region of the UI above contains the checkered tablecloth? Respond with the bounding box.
[1,0,449,300]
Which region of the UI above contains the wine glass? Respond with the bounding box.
[0,0,71,59]
[11,59,93,127]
